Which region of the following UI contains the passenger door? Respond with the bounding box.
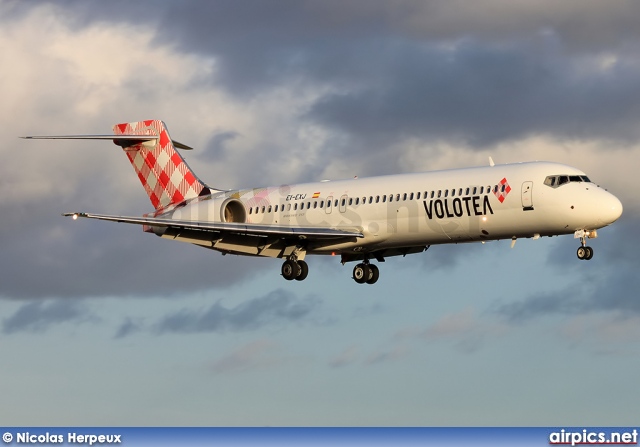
[521,181,534,210]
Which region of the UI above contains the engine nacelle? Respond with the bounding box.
[221,199,247,223]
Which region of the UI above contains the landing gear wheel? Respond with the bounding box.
[366,264,379,284]
[584,246,594,260]
[577,246,587,260]
[295,260,309,281]
[577,246,594,261]
[353,263,371,284]
[281,260,301,280]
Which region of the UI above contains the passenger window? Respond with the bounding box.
[349,198,353,206]
[465,187,470,195]
[274,205,278,212]
[341,199,345,207]
[262,206,266,213]
[451,189,455,197]
[480,186,484,194]
[287,204,291,211]
[396,194,401,201]
[335,200,338,207]
[376,196,380,203]
[382,195,387,203]
[403,193,407,201]
[355,198,359,205]
[320,201,324,208]
[313,202,317,209]
[431,191,435,199]
[249,208,252,215]
[389,195,393,203]
[437,190,442,198]
[444,190,448,198]
[416,192,420,199]
[459,188,463,196]
[473,187,477,195]
[369,196,373,204]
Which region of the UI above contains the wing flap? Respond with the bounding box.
[63,212,363,240]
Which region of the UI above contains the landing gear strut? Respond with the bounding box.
[352,262,379,285]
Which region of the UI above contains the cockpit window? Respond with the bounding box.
[544,174,593,188]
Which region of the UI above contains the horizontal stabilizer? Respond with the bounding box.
[20,135,193,150]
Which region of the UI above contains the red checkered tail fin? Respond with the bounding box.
[113,120,214,210]
[22,120,217,210]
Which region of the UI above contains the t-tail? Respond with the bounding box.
[23,119,216,210]
[113,120,211,210]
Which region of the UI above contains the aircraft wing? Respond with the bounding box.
[63,212,364,240]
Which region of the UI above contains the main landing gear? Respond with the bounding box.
[281,259,309,281]
[352,262,379,285]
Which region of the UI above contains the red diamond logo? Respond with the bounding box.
[494,178,511,203]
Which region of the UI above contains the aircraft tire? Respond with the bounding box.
[295,260,309,281]
[366,264,379,284]
[585,246,594,260]
[353,263,370,284]
[577,247,586,260]
[282,260,300,280]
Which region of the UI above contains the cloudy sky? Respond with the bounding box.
[1,0,639,426]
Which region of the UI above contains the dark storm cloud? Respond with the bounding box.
[495,271,640,322]
[114,317,142,339]
[10,1,640,147]
[2,299,91,334]
[155,289,321,334]
[497,272,640,322]
[197,131,241,163]
[308,39,640,147]
[0,199,268,299]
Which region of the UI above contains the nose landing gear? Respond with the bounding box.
[576,246,594,260]
[575,229,596,261]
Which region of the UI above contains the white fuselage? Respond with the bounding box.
[167,161,622,258]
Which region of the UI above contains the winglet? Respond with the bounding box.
[489,157,495,167]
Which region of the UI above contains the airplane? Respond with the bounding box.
[23,119,623,284]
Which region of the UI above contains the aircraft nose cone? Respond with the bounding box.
[602,193,623,225]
